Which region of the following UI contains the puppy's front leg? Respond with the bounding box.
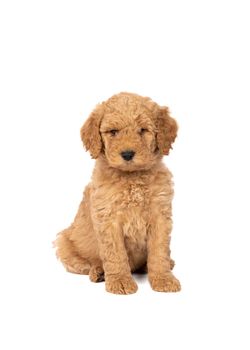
[97,222,138,295]
[147,215,181,292]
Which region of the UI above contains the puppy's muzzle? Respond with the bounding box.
[121,150,135,161]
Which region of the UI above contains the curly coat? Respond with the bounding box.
[55,92,181,294]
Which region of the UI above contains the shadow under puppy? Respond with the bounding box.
[55,92,181,294]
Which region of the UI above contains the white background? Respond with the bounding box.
[0,0,249,349]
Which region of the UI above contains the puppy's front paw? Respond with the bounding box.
[149,272,181,293]
[105,275,138,295]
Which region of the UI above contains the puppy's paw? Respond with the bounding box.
[170,258,175,270]
[89,265,104,283]
[149,272,181,293]
[105,275,138,295]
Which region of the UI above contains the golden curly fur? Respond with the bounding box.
[55,92,181,294]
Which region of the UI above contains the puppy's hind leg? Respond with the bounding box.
[54,228,90,275]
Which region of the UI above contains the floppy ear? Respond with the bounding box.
[80,104,103,159]
[156,107,178,155]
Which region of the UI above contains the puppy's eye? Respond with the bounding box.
[139,128,148,135]
[109,129,119,136]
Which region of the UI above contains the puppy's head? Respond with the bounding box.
[81,92,178,171]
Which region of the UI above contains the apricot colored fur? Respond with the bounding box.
[55,92,181,294]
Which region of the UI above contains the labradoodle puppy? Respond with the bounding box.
[55,92,181,294]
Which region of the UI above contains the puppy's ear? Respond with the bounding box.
[156,107,178,155]
[80,104,103,158]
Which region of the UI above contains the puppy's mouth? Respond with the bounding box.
[121,159,136,168]
[114,158,153,172]
[118,164,147,172]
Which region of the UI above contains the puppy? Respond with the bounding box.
[55,92,181,294]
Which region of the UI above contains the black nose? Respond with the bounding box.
[121,150,135,161]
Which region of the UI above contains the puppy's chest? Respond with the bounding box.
[119,182,150,244]
[120,182,150,208]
